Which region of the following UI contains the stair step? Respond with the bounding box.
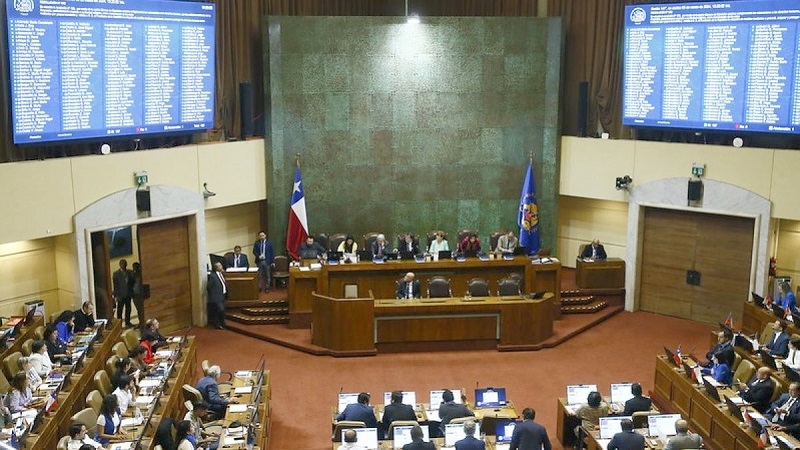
[241,307,289,316]
[226,298,288,309]
[561,296,594,306]
[560,289,582,297]
[227,313,289,325]
[561,301,608,314]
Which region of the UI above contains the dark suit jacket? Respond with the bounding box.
[225,253,250,269]
[382,402,416,436]
[741,376,776,413]
[622,395,652,416]
[607,431,645,450]
[73,308,95,332]
[336,403,378,428]
[372,241,393,258]
[402,441,435,450]
[396,280,421,299]
[510,419,552,450]
[768,394,800,425]
[766,331,790,357]
[207,271,228,304]
[705,341,734,366]
[580,244,607,260]
[399,240,421,255]
[439,402,474,433]
[252,238,275,264]
[455,435,485,450]
[196,375,228,415]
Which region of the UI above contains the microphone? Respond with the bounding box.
[339,386,344,394]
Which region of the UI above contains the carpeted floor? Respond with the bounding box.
[191,309,714,450]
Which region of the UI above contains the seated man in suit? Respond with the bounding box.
[336,392,378,429]
[767,382,800,426]
[382,390,417,439]
[396,273,421,300]
[580,239,607,260]
[196,365,238,418]
[495,231,518,254]
[73,301,95,332]
[297,235,326,260]
[765,320,791,358]
[455,420,484,450]
[702,329,734,367]
[607,418,644,450]
[399,234,420,255]
[738,367,775,414]
[371,234,394,259]
[339,429,367,450]
[664,419,702,450]
[622,382,652,416]
[225,245,249,269]
[402,425,435,450]
[438,389,474,434]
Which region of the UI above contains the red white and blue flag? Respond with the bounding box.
[725,312,733,329]
[758,426,769,448]
[286,165,308,260]
[674,345,682,366]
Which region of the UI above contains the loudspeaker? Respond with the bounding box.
[136,189,151,212]
[688,179,704,201]
[239,81,253,140]
[577,81,589,137]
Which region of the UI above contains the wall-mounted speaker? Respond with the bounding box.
[239,81,253,140]
[577,81,589,137]
[136,189,151,212]
[688,179,703,201]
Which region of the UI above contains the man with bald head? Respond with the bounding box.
[739,366,775,413]
[664,419,702,450]
[580,239,607,260]
[338,429,366,450]
[396,272,421,299]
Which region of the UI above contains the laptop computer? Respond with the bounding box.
[392,425,429,449]
[771,303,786,319]
[385,253,398,261]
[610,383,635,404]
[357,250,371,262]
[399,251,415,260]
[647,414,681,437]
[444,423,480,447]
[681,360,697,382]
[528,291,546,299]
[733,334,754,353]
[495,420,518,444]
[566,384,598,405]
[663,346,678,367]
[758,349,779,371]
[724,395,745,422]
[752,292,765,308]
[383,391,416,406]
[474,387,507,408]
[463,250,478,258]
[327,251,342,263]
[438,250,452,260]
[702,376,722,402]
[599,416,633,439]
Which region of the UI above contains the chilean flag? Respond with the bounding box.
[286,165,308,260]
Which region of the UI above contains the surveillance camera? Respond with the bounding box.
[615,175,632,190]
[203,182,216,198]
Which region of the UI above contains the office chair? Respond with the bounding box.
[466,278,490,297]
[332,421,366,442]
[272,256,290,288]
[428,277,452,298]
[498,278,522,297]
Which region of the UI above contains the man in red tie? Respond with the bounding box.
[207,262,228,329]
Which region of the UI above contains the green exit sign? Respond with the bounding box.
[135,172,148,186]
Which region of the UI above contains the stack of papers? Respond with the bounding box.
[139,379,160,388]
[135,396,155,406]
[234,386,253,394]
[228,404,248,413]
[235,371,253,378]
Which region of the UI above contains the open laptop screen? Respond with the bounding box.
[647,414,681,436]
[495,420,518,443]
[474,387,507,408]
[566,384,597,405]
[383,391,416,406]
[429,389,462,410]
[599,416,632,439]
[341,428,378,450]
[444,423,480,447]
[337,393,360,413]
[610,383,634,404]
[393,425,429,448]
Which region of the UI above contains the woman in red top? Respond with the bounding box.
[139,333,160,365]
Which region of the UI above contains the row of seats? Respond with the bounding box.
[405,275,524,298]
[332,416,477,443]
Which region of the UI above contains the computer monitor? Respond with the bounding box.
[385,253,398,261]
[494,420,518,443]
[464,250,478,258]
[209,253,227,270]
[610,383,635,404]
[429,389,462,411]
[399,251,415,260]
[647,414,681,437]
[337,393,360,413]
[383,391,416,406]
[663,346,678,367]
[776,435,793,450]
[358,250,372,262]
[758,349,778,371]
[785,365,800,383]
[599,416,633,439]
[392,425,429,449]
[438,250,452,260]
[752,292,765,307]
[444,423,480,447]
[474,387,507,408]
[23,307,36,326]
[327,251,342,262]
[341,428,378,450]
[733,334,754,353]
[771,303,786,319]
[566,384,598,405]
[702,376,722,402]
[724,395,745,423]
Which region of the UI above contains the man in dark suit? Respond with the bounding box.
[765,320,791,358]
[510,407,551,450]
[336,392,378,428]
[622,383,652,416]
[580,239,607,260]
[739,367,775,413]
[372,234,393,259]
[402,425,435,450]
[73,301,95,332]
[703,329,734,367]
[396,272,421,299]
[438,389,474,434]
[252,231,274,293]
[767,382,800,425]
[382,391,416,439]
[112,259,133,327]
[196,365,238,418]
[455,420,484,450]
[206,262,228,329]
[399,234,421,255]
[225,245,250,269]
[607,419,644,450]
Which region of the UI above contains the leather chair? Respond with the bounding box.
[106,355,120,376]
[731,352,742,371]
[428,277,452,298]
[760,323,774,345]
[387,420,420,438]
[86,389,103,413]
[363,232,381,253]
[329,233,347,253]
[272,256,290,289]
[507,272,525,291]
[449,416,478,426]
[732,359,755,386]
[2,351,22,380]
[71,407,98,430]
[497,278,522,297]
[770,376,783,402]
[426,230,446,252]
[467,278,490,297]
[0,371,11,395]
[34,326,45,340]
[57,435,70,450]
[489,230,507,252]
[94,370,112,397]
[456,229,478,247]
[122,328,141,351]
[332,421,365,442]
[182,384,203,404]
[113,341,129,359]
[21,339,33,357]
[316,233,330,251]
[201,360,233,394]
[631,411,656,429]
[49,311,62,324]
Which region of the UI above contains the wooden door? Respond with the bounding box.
[639,207,753,324]
[90,231,114,319]
[137,217,192,333]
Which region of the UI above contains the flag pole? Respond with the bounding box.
[296,152,301,167]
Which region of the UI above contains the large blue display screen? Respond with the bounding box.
[6,0,215,144]
[624,1,800,134]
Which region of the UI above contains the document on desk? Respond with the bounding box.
[425,409,440,422]
[234,386,253,394]
[228,404,248,412]
[139,379,161,387]
[298,266,310,271]
[235,370,253,378]
[155,350,172,358]
[728,396,745,405]
[108,442,135,450]
[135,395,155,405]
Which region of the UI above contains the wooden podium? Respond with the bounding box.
[575,258,625,289]
[224,269,259,301]
[311,293,376,356]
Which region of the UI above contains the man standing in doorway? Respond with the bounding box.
[252,231,274,293]
[112,259,133,328]
[207,262,228,329]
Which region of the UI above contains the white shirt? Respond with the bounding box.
[29,352,52,378]
[68,437,102,449]
[787,348,800,369]
[113,387,133,413]
[429,240,449,254]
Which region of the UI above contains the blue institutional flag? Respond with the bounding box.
[518,162,540,255]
